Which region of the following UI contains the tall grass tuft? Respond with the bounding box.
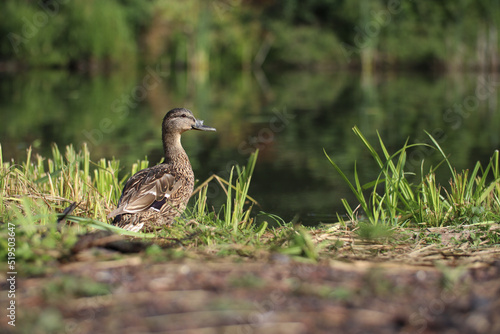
[0,143,144,226]
[325,127,500,227]
[191,150,260,232]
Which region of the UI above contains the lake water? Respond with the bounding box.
[1,68,499,224]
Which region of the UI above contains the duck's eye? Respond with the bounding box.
[180,114,187,118]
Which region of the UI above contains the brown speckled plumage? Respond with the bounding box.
[108,108,216,232]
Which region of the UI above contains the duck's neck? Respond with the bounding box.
[162,132,188,164]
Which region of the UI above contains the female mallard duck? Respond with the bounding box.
[108,108,216,232]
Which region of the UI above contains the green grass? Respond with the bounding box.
[325,126,500,227]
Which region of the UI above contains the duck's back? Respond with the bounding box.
[109,160,194,232]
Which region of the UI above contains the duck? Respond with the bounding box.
[107,108,216,232]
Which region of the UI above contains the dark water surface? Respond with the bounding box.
[1,69,499,224]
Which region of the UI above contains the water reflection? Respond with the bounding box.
[1,69,498,224]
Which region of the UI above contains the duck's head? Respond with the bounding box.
[162,108,216,134]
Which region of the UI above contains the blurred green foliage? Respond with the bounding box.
[0,0,498,71]
[0,0,138,69]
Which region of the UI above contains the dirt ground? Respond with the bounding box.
[2,228,500,334]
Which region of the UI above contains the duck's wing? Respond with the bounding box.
[107,168,182,219]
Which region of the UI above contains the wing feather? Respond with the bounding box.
[108,169,179,218]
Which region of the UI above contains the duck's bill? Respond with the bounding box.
[192,119,216,131]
